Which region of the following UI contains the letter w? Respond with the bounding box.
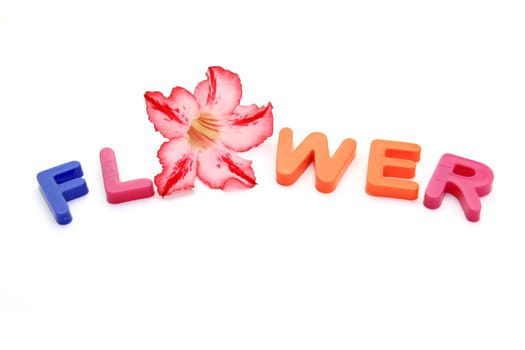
[276,127,356,193]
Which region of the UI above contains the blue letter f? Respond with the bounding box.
[37,161,89,225]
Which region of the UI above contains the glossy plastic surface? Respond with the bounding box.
[276,127,356,193]
[99,147,154,204]
[37,161,89,225]
[423,153,494,222]
[366,139,421,200]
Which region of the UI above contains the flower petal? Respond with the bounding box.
[193,66,242,117]
[197,144,256,189]
[154,139,198,196]
[220,103,274,152]
[145,87,199,139]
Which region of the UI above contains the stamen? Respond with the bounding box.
[187,115,220,149]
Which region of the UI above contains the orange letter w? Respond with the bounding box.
[276,127,356,193]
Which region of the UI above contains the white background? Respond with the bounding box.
[1,1,524,349]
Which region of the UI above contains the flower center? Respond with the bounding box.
[187,114,220,149]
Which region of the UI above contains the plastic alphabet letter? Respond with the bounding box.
[423,153,493,222]
[99,147,154,204]
[366,139,421,199]
[276,127,356,193]
[37,161,89,225]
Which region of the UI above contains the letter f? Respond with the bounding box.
[37,161,89,225]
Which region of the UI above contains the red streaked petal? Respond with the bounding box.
[154,139,198,196]
[220,103,274,152]
[145,87,199,139]
[193,66,242,117]
[197,145,256,189]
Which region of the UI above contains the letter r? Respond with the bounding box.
[37,161,89,225]
[423,153,494,222]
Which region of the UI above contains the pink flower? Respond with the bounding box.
[144,66,274,196]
